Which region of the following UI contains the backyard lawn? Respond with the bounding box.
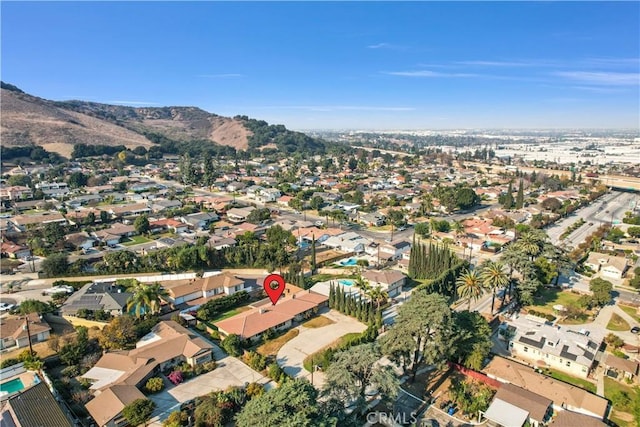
[607,313,631,332]
[619,305,640,323]
[604,377,638,426]
[543,368,597,394]
[208,306,252,323]
[121,235,152,246]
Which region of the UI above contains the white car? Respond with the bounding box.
[0,302,16,312]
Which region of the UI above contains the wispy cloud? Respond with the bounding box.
[107,100,160,106]
[456,60,554,68]
[367,42,406,50]
[198,73,244,78]
[553,71,640,86]
[383,70,477,78]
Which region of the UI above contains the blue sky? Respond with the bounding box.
[2,2,639,130]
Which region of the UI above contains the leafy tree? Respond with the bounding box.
[541,197,562,213]
[456,269,484,310]
[452,311,492,370]
[235,380,337,427]
[41,253,69,277]
[98,315,138,349]
[134,214,151,235]
[589,278,613,307]
[455,187,479,210]
[122,398,156,427]
[414,222,429,237]
[380,292,454,382]
[67,172,89,189]
[386,209,406,227]
[323,343,398,414]
[309,195,324,211]
[221,334,244,357]
[628,226,640,238]
[247,208,271,224]
[6,174,32,187]
[430,219,451,233]
[19,299,53,315]
[145,377,164,393]
[43,223,66,247]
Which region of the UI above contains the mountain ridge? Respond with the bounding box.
[1,82,339,159]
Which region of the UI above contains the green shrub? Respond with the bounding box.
[244,351,267,371]
[144,377,164,394]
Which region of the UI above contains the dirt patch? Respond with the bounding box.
[301,315,335,329]
[257,329,299,357]
[210,117,252,150]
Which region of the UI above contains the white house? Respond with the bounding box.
[585,252,629,279]
[258,188,281,203]
[323,232,369,253]
[362,269,406,298]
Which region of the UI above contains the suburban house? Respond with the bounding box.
[0,313,52,351]
[226,207,255,223]
[362,269,406,298]
[484,383,553,427]
[149,218,189,234]
[181,212,219,230]
[105,203,151,219]
[0,382,74,427]
[226,181,246,193]
[61,282,132,317]
[149,198,182,214]
[0,185,33,201]
[35,181,69,198]
[215,290,328,342]
[0,241,30,259]
[65,231,96,251]
[257,188,281,203]
[164,272,246,305]
[83,321,213,427]
[360,212,386,227]
[323,231,369,253]
[584,252,629,279]
[379,240,411,261]
[483,356,609,420]
[603,354,639,382]
[9,212,67,232]
[92,223,137,246]
[507,320,601,378]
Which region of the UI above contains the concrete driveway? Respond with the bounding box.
[148,341,271,425]
[276,309,367,387]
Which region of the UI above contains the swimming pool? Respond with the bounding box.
[339,258,358,266]
[338,279,355,287]
[0,378,25,394]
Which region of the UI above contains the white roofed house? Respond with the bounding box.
[585,252,630,279]
[257,187,281,203]
[181,212,219,230]
[226,206,255,223]
[362,269,407,298]
[323,231,369,254]
[379,240,411,261]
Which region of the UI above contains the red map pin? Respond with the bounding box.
[264,273,286,305]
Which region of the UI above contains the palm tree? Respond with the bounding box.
[126,281,170,318]
[456,269,484,310]
[367,285,389,310]
[479,260,509,314]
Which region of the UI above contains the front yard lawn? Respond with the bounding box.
[544,368,596,393]
[531,287,583,315]
[121,235,152,246]
[256,329,300,357]
[619,305,640,323]
[607,313,630,332]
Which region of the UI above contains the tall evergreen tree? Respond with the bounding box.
[310,235,317,274]
[515,179,524,209]
[503,181,514,210]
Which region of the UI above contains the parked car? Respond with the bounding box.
[631,326,640,334]
[314,220,324,227]
[0,302,16,312]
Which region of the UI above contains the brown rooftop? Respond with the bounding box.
[495,383,552,421]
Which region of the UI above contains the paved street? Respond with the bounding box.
[276,309,367,387]
[547,191,638,247]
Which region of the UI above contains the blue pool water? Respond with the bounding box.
[0,378,25,394]
[338,279,355,287]
[339,258,358,266]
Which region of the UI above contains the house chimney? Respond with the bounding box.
[259,308,266,314]
[291,294,296,299]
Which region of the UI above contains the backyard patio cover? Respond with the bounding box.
[484,398,529,427]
